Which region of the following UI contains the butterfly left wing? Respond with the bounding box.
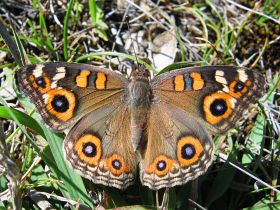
[140,102,214,190]
[17,62,128,131]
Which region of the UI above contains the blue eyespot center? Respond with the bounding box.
[156,160,167,171]
[210,99,227,116]
[35,77,46,88]
[51,95,69,112]
[181,144,195,159]
[112,159,122,170]
[234,81,245,92]
[82,142,97,157]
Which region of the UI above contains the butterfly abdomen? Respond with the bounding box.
[128,74,152,151]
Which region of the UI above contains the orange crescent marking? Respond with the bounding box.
[95,72,106,89]
[46,89,76,121]
[190,72,204,90]
[203,92,233,125]
[104,154,131,175]
[174,74,185,91]
[229,81,248,98]
[246,80,252,86]
[29,75,51,93]
[177,136,203,167]
[74,134,102,165]
[76,70,91,88]
[146,155,175,177]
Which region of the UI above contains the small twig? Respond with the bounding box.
[218,154,280,193]
[188,198,207,210]
[0,120,22,209]
[159,188,169,210]
[27,190,91,209]
[49,0,63,28]
[225,0,280,24]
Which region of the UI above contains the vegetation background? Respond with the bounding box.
[0,0,279,209]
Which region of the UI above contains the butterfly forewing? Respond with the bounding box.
[151,66,266,135]
[17,62,128,131]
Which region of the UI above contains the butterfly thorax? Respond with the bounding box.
[128,69,151,151]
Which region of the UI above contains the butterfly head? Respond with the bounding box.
[130,65,150,82]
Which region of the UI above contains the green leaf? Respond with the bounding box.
[243,197,280,210]
[157,61,208,75]
[0,106,45,139]
[89,0,98,23]
[14,91,93,207]
[242,114,265,164]
[96,28,108,41]
[41,126,94,208]
[206,145,237,206]
[63,0,75,60]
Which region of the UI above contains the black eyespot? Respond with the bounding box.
[156,160,167,171]
[210,99,227,116]
[82,142,97,157]
[36,77,46,88]
[181,144,195,159]
[51,95,69,112]
[112,159,122,170]
[234,81,245,92]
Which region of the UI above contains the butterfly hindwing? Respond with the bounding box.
[17,62,128,131]
[64,102,138,190]
[140,102,214,190]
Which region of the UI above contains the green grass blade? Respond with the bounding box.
[0,106,45,139]
[242,114,265,164]
[0,18,23,66]
[89,0,98,23]
[38,7,56,58]
[205,149,236,206]
[12,93,93,207]
[75,51,155,72]
[42,127,94,208]
[63,0,75,60]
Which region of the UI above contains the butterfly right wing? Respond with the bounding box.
[140,102,214,190]
[64,101,138,190]
[151,66,265,135]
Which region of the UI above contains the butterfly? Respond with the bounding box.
[16,62,265,190]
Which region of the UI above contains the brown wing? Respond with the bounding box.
[151,66,265,135]
[17,62,128,131]
[140,102,214,190]
[64,102,138,190]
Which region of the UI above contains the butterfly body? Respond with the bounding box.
[17,62,265,190]
[128,69,151,150]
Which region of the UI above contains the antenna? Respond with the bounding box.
[125,16,140,70]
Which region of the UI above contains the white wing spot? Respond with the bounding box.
[229,97,237,108]
[215,70,224,77]
[43,93,49,104]
[51,67,66,88]
[215,70,227,85]
[237,69,248,82]
[215,70,229,92]
[32,64,45,78]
